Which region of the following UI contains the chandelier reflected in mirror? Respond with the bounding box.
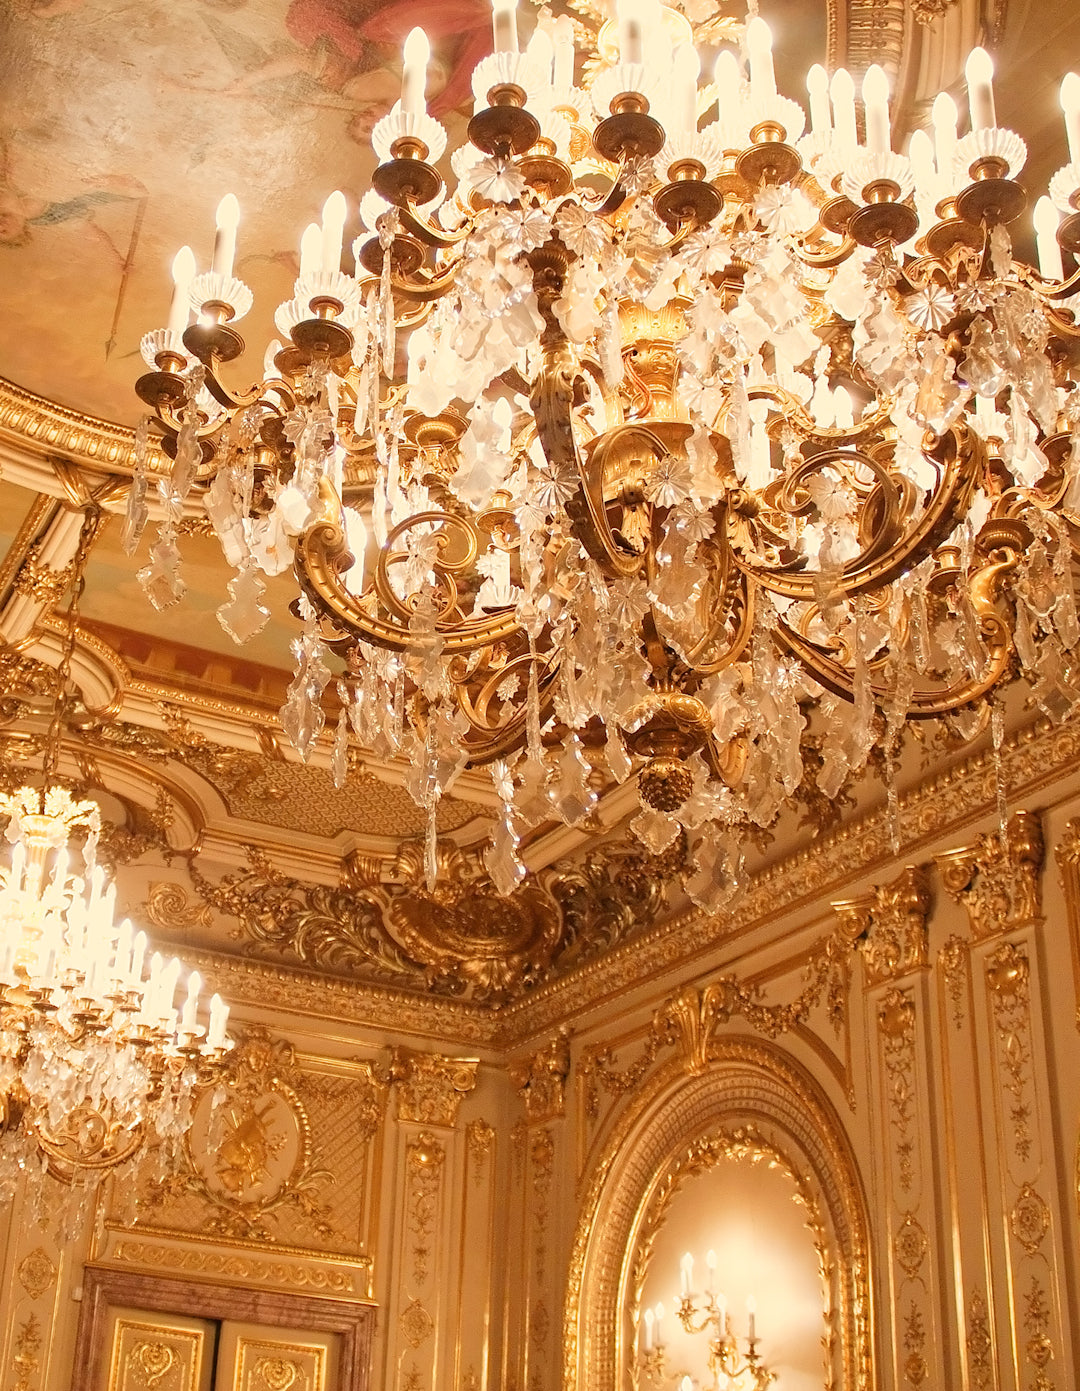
[0,512,231,1228]
[134,0,1080,902]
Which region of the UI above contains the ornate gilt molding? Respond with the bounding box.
[836,867,932,987]
[105,1236,365,1295]
[878,988,918,1196]
[985,943,1035,1166]
[392,1049,479,1127]
[135,1027,384,1253]
[565,1040,873,1391]
[1053,817,1080,1031]
[935,812,1044,941]
[510,1031,571,1125]
[0,374,153,479]
[628,1123,836,1391]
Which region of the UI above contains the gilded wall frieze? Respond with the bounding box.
[1022,1276,1056,1391]
[936,812,1044,941]
[104,1235,366,1295]
[878,987,918,1195]
[405,1131,445,1287]
[985,942,1035,1166]
[584,925,860,1112]
[1053,817,1080,1031]
[965,1291,993,1390]
[835,866,932,987]
[144,879,215,933]
[465,1120,495,1183]
[938,936,969,1030]
[510,1031,571,1124]
[186,830,683,1004]
[15,1250,55,1302]
[392,1050,479,1127]
[9,1312,42,1391]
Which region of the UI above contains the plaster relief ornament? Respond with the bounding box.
[132,5,1080,903]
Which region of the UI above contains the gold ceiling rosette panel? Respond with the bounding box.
[130,0,1080,910]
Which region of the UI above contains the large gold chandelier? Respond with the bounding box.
[0,512,231,1226]
[133,2,1080,903]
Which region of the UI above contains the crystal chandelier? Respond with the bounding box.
[0,510,231,1224]
[133,1,1080,903]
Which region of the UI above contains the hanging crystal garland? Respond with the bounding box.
[134,1,1080,908]
[0,510,231,1228]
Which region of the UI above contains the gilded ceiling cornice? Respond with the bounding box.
[0,375,153,482]
[495,709,1080,1047]
[153,708,1080,1054]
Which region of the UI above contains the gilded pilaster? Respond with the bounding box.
[937,812,1073,1387]
[840,866,945,1388]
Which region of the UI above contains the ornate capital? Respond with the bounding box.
[656,982,737,1075]
[510,1029,571,1124]
[835,866,932,986]
[935,811,1044,940]
[392,1048,479,1127]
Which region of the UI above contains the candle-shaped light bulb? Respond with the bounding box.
[680,1251,694,1295]
[746,1294,757,1340]
[673,43,700,136]
[299,221,321,279]
[617,0,646,67]
[1061,72,1080,165]
[705,1247,717,1291]
[130,929,147,987]
[400,26,430,116]
[527,25,553,86]
[966,47,996,132]
[167,245,197,336]
[553,14,575,90]
[932,92,958,193]
[1035,196,1064,281]
[830,67,857,149]
[208,992,228,1049]
[746,16,776,102]
[263,338,283,378]
[717,1291,727,1329]
[49,845,69,890]
[181,968,201,1034]
[713,49,741,132]
[806,63,831,135]
[642,1306,654,1353]
[833,384,855,429]
[907,128,936,194]
[862,64,891,154]
[654,1302,665,1347]
[211,193,239,279]
[680,1379,693,1391]
[492,0,518,54]
[321,190,346,274]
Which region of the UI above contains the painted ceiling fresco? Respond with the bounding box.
[0,0,825,428]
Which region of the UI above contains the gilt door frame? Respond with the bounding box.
[71,1266,375,1391]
